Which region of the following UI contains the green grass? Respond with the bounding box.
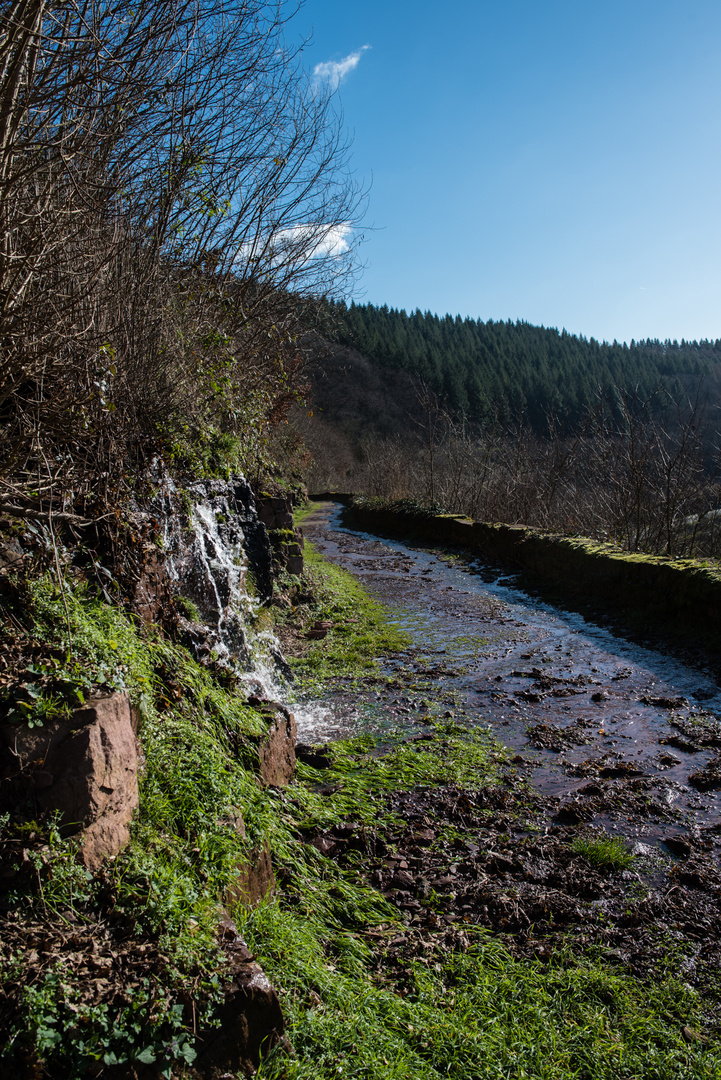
[249,931,716,1079]
[293,500,323,526]
[290,726,506,833]
[571,833,635,871]
[282,540,411,692]
[0,576,274,1075]
[237,731,718,1080]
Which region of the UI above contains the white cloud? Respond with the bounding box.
[238,223,354,270]
[313,46,370,92]
[271,223,353,261]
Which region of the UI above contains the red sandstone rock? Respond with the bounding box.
[255,494,304,575]
[133,544,173,623]
[257,708,296,786]
[255,495,294,531]
[195,919,287,1077]
[41,695,138,868]
[0,694,139,869]
[195,963,289,1080]
[285,552,304,576]
[226,842,276,907]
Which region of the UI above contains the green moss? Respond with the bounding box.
[166,424,245,479]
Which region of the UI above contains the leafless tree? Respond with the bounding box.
[301,380,721,559]
[0,0,362,515]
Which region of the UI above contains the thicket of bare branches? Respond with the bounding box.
[0,0,361,516]
[301,387,721,559]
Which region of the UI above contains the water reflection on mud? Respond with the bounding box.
[299,503,721,851]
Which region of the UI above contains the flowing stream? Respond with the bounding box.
[299,502,721,852]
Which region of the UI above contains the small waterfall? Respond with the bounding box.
[150,472,336,737]
[155,475,288,699]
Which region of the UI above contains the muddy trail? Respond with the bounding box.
[292,503,721,999]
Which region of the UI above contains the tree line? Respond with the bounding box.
[298,305,721,559]
[325,301,721,433]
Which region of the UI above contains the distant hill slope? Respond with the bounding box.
[321,301,721,433]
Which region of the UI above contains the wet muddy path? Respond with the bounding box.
[298,503,721,858]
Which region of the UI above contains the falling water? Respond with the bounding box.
[154,474,288,699]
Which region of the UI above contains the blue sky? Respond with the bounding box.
[296,0,721,344]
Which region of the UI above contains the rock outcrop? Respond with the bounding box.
[194,916,288,1078]
[227,842,276,908]
[0,693,139,869]
[152,475,293,696]
[256,492,305,576]
[247,699,297,786]
[0,476,301,1074]
[170,477,274,609]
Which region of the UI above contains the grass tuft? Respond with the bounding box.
[571,832,634,871]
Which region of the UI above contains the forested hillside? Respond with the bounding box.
[325,301,721,431]
[297,305,721,558]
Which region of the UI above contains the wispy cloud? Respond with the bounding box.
[313,45,370,92]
